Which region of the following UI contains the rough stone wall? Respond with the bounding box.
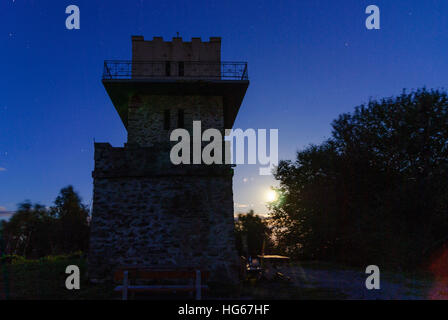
[89,174,239,283]
[127,95,224,147]
[88,143,239,284]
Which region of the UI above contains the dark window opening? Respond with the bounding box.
[165,61,171,76]
[178,62,184,76]
[178,109,184,128]
[164,109,170,130]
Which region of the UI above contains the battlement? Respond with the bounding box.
[132,35,221,62]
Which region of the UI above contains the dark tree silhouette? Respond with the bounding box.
[235,210,273,257]
[3,186,89,258]
[51,186,90,254]
[270,88,448,269]
[3,202,55,258]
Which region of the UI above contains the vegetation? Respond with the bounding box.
[1,186,89,258]
[234,210,274,257]
[269,88,448,269]
[0,253,114,300]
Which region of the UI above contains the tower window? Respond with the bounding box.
[177,109,184,128]
[165,61,171,76]
[164,109,170,130]
[178,62,184,76]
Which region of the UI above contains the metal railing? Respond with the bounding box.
[103,60,248,81]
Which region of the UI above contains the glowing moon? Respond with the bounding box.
[266,189,278,202]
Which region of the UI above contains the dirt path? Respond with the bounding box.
[282,263,435,299]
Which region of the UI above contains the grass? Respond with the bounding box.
[0,253,115,300]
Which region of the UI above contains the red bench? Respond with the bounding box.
[113,267,209,300]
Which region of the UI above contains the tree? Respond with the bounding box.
[270,89,448,269]
[3,201,56,258]
[3,186,90,257]
[51,186,90,254]
[235,210,273,257]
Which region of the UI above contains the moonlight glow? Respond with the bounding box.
[266,189,278,202]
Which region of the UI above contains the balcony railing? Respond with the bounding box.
[102,60,248,81]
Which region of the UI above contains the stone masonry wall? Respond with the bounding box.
[127,95,224,148]
[89,89,239,284]
[88,143,240,284]
[88,173,239,283]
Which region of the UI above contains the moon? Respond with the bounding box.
[266,189,278,202]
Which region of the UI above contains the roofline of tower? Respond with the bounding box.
[102,78,249,129]
[131,35,222,43]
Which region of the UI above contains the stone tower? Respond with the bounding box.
[88,36,249,283]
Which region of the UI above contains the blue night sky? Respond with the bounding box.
[1,0,447,216]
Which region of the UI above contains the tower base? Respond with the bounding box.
[88,143,240,284]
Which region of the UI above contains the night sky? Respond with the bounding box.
[1,0,447,217]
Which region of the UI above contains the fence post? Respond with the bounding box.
[195,270,201,300]
[122,270,128,300]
